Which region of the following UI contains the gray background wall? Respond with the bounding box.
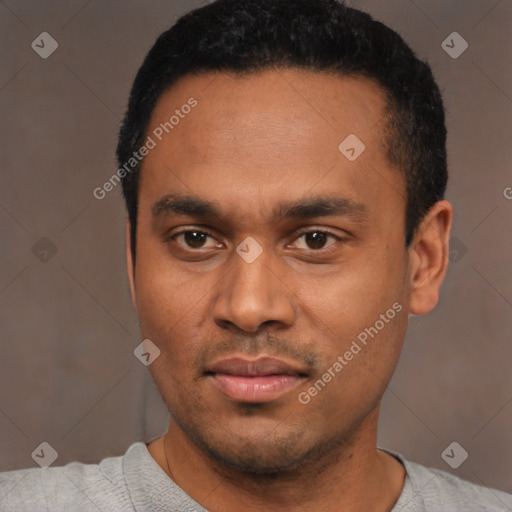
[1,0,511,495]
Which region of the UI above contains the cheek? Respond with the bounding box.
[308,251,401,332]
[302,249,407,404]
[135,240,194,327]
[303,308,407,426]
[134,260,206,370]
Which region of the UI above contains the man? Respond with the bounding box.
[1,0,511,510]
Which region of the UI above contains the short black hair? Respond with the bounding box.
[117,0,448,262]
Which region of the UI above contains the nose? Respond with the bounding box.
[212,246,296,333]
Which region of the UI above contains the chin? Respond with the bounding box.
[204,440,312,475]
[176,412,343,476]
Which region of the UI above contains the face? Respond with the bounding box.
[129,69,413,473]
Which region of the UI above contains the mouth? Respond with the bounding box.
[205,356,308,403]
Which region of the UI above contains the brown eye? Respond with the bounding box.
[182,231,209,249]
[303,231,329,249]
[169,229,219,250]
[293,230,340,251]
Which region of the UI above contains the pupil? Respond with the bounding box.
[306,232,326,249]
[185,231,206,248]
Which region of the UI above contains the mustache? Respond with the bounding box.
[194,332,319,373]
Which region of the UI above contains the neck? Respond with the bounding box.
[148,408,405,512]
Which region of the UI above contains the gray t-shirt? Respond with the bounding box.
[1,442,511,511]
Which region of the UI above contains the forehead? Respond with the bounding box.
[138,69,404,225]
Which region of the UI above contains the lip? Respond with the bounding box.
[206,356,307,403]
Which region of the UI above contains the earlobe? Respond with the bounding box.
[408,200,452,316]
[126,219,137,311]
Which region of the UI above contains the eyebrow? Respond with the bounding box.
[152,193,369,223]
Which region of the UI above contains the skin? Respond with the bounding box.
[126,69,452,511]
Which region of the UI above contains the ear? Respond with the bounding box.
[126,218,137,311]
[408,200,453,315]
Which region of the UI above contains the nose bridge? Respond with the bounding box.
[213,242,295,332]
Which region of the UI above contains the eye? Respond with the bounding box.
[290,230,341,252]
[166,228,343,254]
[169,229,220,250]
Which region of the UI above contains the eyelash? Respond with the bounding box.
[166,227,343,254]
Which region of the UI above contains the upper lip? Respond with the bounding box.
[206,356,307,377]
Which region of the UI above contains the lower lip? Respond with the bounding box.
[209,374,303,403]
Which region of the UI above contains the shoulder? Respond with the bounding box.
[0,442,144,512]
[387,450,512,512]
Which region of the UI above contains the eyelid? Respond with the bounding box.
[288,228,343,253]
[166,226,220,247]
[293,226,344,238]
